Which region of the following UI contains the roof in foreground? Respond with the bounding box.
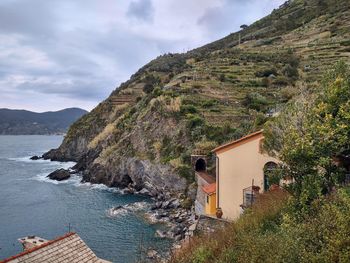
[1,232,111,263]
[212,130,263,154]
[203,183,216,195]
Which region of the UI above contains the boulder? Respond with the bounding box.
[147,249,158,259]
[30,155,41,160]
[156,230,166,238]
[47,169,71,181]
[161,201,171,209]
[169,199,181,209]
[138,188,150,196]
[174,235,183,242]
[123,188,135,195]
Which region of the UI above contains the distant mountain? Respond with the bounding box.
[0,108,88,135]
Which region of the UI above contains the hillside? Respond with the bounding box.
[0,108,88,135]
[170,57,350,263]
[44,0,350,199]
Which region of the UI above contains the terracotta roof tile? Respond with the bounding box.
[196,172,216,184]
[0,233,110,263]
[203,183,216,195]
[212,130,263,153]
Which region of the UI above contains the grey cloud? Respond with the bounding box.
[197,0,285,39]
[0,0,58,36]
[127,0,154,22]
[0,0,283,111]
[16,78,111,101]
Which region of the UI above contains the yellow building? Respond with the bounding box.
[203,183,216,215]
[212,130,278,221]
[194,171,216,216]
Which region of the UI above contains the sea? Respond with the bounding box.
[0,135,171,263]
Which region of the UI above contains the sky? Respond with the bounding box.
[0,0,285,112]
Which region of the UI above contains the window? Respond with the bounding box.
[244,192,256,206]
[264,162,278,191]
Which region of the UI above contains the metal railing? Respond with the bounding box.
[241,185,260,209]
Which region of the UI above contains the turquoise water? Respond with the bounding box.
[0,135,170,262]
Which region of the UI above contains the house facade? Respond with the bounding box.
[212,130,278,220]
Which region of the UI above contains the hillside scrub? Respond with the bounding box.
[170,187,350,263]
[264,61,350,207]
[170,62,350,263]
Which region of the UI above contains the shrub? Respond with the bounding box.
[219,74,226,82]
[194,140,218,152]
[255,68,278,78]
[143,83,154,93]
[243,92,270,111]
[176,165,194,182]
[273,76,289,86]
[264,61,350,203]
[283,64,299,78]
[180,105,198,114]
[201,99,217,108]
[187,114,205,129]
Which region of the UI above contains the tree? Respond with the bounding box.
[263,61,350,205]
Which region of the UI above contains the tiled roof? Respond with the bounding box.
[1,232,110,263]
[196,172,216,184]
[212,130,263,154]
[203,183,216,195]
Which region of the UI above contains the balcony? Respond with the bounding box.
[240,185,260,209]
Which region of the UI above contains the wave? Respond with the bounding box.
[8,156,76,169]
[31,172,126,195]
[33,173,82,185]
[106,201,150,218]
[73,181,125,194]
[13,156,131,195]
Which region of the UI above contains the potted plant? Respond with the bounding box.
[216,207,223,219]
[252,185,260,193]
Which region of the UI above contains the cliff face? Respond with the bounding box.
[44,0,350,198]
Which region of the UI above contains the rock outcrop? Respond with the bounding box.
[81,157,187,196]
[47,169,71,181]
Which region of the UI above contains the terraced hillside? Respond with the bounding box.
[44,0,350,199]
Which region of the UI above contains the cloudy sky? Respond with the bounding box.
[0,0,285,112]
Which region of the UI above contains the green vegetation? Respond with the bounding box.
[264,62,350,206]
[170,63,350,263]
[243,92,270,112]
[171,188,350,263]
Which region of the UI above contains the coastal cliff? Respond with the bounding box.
[44,0,350,198]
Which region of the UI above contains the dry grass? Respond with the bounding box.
[169,189,289,263]
[150,96,182,113]
[88,122,117,149]
[169,157,183,169]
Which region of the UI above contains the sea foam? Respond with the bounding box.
[106,201,150,218]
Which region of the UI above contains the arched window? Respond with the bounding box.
[195,158,206,172]
[263,162,277,191]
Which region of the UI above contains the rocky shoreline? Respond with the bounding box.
[33,155,197,262]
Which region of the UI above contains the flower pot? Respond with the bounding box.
[252,185,260,192]
[216,208,223,219]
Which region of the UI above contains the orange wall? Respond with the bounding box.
[216,135,278,220]
[205,193,216,215]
